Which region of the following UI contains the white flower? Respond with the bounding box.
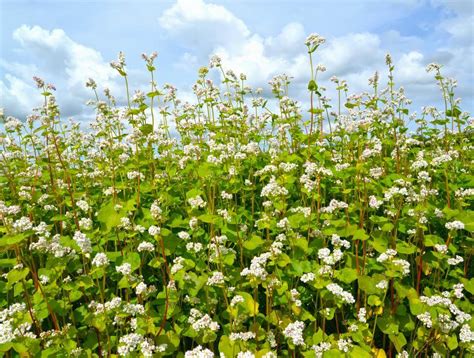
[186,242,203,253]
[178,231,191,240]
[434,244,448,254]
[189,217,198,230]
[369,195,383,209]
[39,275,49,285]
[185,345,214,358]
[221,191,232,200]
[426,62,441,73]
[116,263,132,276]
[376,280,388,290]
[276,217,290,229]
[123,303,145,316]
[358,308,367,323]
[171,257,185,274]
[300,272,315,283]
[453,283,464,299]
[150,201,162,220]
[337,338,352,352]
[447,255,464,266]
[445,220,464,230]
[393,259,411,276]
[127,171,144,180]
[331,234,350,249]
[188,195,207,209]
[135,282,147,295]
[312,342,331,357]
[209,55,221,68]
[370,167,383,179]
[92,253,109,267]
[459,324,474,343]
[76,200,90,212]
[305,33,326,48]
[417,312,433,328]
[188,309,220,332]
[283,321,305,346]
[231,295,244,307]
[140,339,159,357]
[326,283,355,304]
[73,231,92,254]
[207,271,225,286]
[230,331,256,341]
[137,242,154,252]
[117,333,143,356]
[148,225,160,236]
[261,176,288,198]
[12,216,33,233]
[135,225,146,233]
[320,199,348,213]
[119,217,132,230]
[79,217,93,230]
[377,249,397,263]
[241,252,271,280]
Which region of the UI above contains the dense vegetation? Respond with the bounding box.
[0,35,473,357]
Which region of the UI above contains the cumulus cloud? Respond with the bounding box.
[1,25,119,119]
[1,0,471,119]
[159,0,472,112]
[318,33,383,77]
[159,0,250,54]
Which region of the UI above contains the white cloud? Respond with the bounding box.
[159,0,250,54]
[318,33,383,77]
[1,25,120,119]
[213,34,302,87]
[0,74,42,118]
[431,0,473,15]
[264,22,306,56]
[395,51,432,84]
[2,0,471,120]
[158,0,472,113]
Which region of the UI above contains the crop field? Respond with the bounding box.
[0,34,473,357]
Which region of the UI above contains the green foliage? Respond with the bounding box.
[0,38,472,357]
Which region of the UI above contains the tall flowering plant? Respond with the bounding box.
[0,36,473,357]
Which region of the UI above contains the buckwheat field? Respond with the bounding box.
[0,34,473,358]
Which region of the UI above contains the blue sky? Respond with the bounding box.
[0,0,473,121]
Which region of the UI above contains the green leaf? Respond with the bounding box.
[353,229,369,241]
[0,233,27,247]
[396,241,417,254]
[236,291,259,316]
[97,201,121,231]
[389,333,407,352]
[198,214,217,224]
[461,278,474,295]
[308,80,318,92]
[446,334,458,351]
[368,295,382,306]
[120,252,141,272]
[243,235,265,251]
[381,223,394,232]
[7,268,29,287]
[378,314,399,335]
[140,124,153,135]
[218,336,236,357]
[358,276,380,295]
[335,268,358,284]
[349,346,372,358]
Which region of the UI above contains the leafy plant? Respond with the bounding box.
[0,35,472,357]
